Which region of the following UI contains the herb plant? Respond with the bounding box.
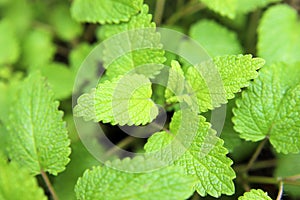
[0,0,299,200]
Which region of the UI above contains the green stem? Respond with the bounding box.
[154,0,166,26]
[245,138,268,171]
[166,0,205,25]
[234,159,277,173]
[41,170,59,200]
[244,9,262,54]
[105,136,136,157]
[247,175,300,186]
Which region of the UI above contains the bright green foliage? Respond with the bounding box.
[258,4,300,64]
[233,63,300,154]
[275,153,300,197]
[238,189,272,200]
[100,5,166,80]
[6,72,71,175]
[0,20,19,65]
[0,155,47,200]
[189,20,242,57]
[200,0,237,19]
[54,141,101,200]
[40,62,74,99]
[21,28,55,70]
[185,55,264,112]
[199,0,280,19]
[75,158,196,200]
[49,3,82,41]
[75,74,158,125]
[71,0,143,24]
[145,111,235,197]
[165,60,185,103]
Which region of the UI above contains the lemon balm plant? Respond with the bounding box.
[0,0,299,200]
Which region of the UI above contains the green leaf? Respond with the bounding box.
[40,62,74,99]
[233,63,300,154]
[6,72,71,175]
[54,141,101,200]
[0,19,19,65]
[100,5,166,80]
[75,158,196,200]
[145,111,236,197]
[238,189,272,200]
[71,0,143,24]
[200,0,237,19]
[258,4,300,64]
[200,0,280,19]
[274,153,300,197]
[21,28,56,70]
[74,74,159,126]
[49,3,82,41]
[189,20,242,57]
[0,155,47,200]
[185,55,264,112]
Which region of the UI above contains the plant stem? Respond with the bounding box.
[276,181,283,200]
[234,159,277,173]
[244,10,262,54]
[166,0,205,25]
[247,175,300,186]
[105,136,136,157]
[41,170,59,200]
[154,0,166,26]
[245,138,268,171]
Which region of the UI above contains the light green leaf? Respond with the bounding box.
[233,63,300,154]
[236,0,281,14]
[54,141,101,200]
[274,153,300,197]
[71,0,143,24]
[145,111,236,197]
[258,4,300,64]
[238,189,272,200]
[200,0,280,19]
[185,55,264,112]
[21,28,55,70]
[40,62,74,99]
[189,20,242,57]
[49,3,82,41]
[6,72,71,175]
[69,43,94,73]
[75,158,196,200]
[101,5,166,80]
[165,60,185,103]
[0,155,47,200]
[200,0,237,19]
[75,74,159,126]
[0,19,19,65]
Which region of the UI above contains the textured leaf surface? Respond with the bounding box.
[75,158,196,200]
[145,111,235,197]
[274,153,300,197]
[71,0,143,24]
[189,20,242,57]
[6,72,71,175]
[233,63,300,154]
[200,0,280,19]
[238,189,272,200]
[101,5,165,80]
[0,155,47,200]
[200,0,237,19]
[258,4,300,64]
[185,55,264,112]
[75,74,158,126]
